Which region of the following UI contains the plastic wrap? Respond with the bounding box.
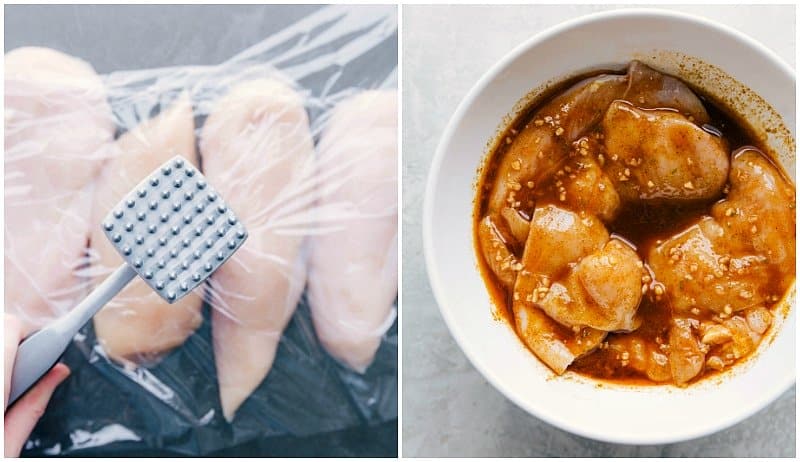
[4,5,397,456]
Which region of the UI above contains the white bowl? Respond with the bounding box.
[424,8,796,445]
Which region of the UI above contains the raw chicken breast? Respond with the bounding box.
[602,101,729,202]
[5,47,113,330]
[201,78,314,421]
[91,94,203,364]
[308,90,398,373]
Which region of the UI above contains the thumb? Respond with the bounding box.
[4,364,70,457]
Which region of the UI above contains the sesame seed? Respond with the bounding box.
[684,181,694,190]
[739,290,753,299]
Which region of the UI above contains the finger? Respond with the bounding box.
[4,314,25,410]
[4,364,70,457]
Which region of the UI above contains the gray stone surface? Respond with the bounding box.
[402,4,796,457]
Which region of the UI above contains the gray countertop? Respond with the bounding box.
[401,4,796,457]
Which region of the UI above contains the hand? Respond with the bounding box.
[4,314,70,457]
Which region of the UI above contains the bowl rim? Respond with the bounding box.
[423,7,796,445]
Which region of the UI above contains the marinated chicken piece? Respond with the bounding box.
[487,74,628,217]
[560,151,621,222]
[477,215,522,289]
[522,204,608,277]
[5,47,113,330]
[201,78,314,420]
[720,317,760,357]
[668,317,705,385]
[648,149,794,317]
[702,314,766,371]
[91,94,203,364]
[540,239,643,332]
[711,148,795,281]
[623,60,710,125]
[744,306,772,335]
[648,218,771,316]
[602,336,672,382]
[513,270,606,375]
[308,90,398,373]
[512,205,646,372]
[500,206,532,244]
[602,101,729,202]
